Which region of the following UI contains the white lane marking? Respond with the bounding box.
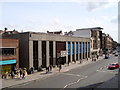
[63,76,87,89]
[96,70,117,74]
[61,73,88,89]
[61,73,88,78]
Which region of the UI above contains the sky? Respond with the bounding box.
[0,0,119,42]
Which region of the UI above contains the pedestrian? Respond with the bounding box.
[68,61,69,66]
[59,64,62,72]
[14,66,17,74]
[22,69,26,79]
[31,67,34,74]
[74,60,76,63]
[47,66,50,72]
[17,69,20,78]
[19,68,23,79]
[46,66,49,73]
[92,57,93,61]
[50,65,52,71]
[5,72,9,79]
[97,55,99,59]
[24,68,28,76]
[11,71,14,79]
[46,67,47,73]
[80,60,82,63]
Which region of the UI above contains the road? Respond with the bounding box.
[9,54,118,89]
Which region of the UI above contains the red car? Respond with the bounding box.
[107,63,119,69]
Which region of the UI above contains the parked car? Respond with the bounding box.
[114,54,118,56]
[107,63,119,70]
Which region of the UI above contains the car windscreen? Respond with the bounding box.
[109,64,115,66]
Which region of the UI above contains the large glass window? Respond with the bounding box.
[33,41,38,70]
[0,48,15,56]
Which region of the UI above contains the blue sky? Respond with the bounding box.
[0,0,118,42]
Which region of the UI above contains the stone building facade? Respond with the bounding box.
[2,32,91,70]
[102,33,114,54]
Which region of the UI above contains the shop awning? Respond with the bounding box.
[0,59,16,65]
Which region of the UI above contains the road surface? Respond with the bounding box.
[9,54,118,89]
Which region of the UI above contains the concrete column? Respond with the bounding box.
[74,42,76,61]
[70,42,72,62]
[84,42,86,59]
[90,42,92,58]
[86,42,89,59]
[81,42,83,60]
[53,41,56,66]
[29,41,33,68]
[46,41,49,67]
[78,42,80,60]
[66,41,68,64]
[38,41,42,67]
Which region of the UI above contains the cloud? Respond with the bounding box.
[110,16,118,23]
[52,18,61,25]
[102,16,118,24]
[102,16,111,22]
[86,18,103,27]
[47,18,75,32]
[87,1,117,12]
[72,0,118,12]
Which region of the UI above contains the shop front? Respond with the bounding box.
[0,59,16,74]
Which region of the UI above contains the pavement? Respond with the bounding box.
[1,55,118,89]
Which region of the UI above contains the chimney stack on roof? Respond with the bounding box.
[4,27,8,32]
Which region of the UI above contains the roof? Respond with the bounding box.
[76,27,103,31]
[47,31,62,34]
[110,63,118,64]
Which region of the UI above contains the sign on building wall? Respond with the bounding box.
[76,43,78,54]
[68,43,70,55]
[60,51,67,57]
[0,59,16,65]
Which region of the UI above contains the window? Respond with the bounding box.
[0,48,15,56]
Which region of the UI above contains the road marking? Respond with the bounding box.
[61,73,87,78]
[60,73,88,89]
[96,70,117,74]
[62,76,87,89]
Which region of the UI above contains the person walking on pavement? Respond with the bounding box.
[68,60,70,66]
[92,57,93,61]
[31,67,34,74]
[50,65,52,71]
[19,68,23,79]
[97,55,99,59]
[59,64,62,72]
[22,68,26,79]
[46,66,49,73]
[11,71,14,79]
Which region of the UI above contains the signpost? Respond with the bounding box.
[60,51,67,57]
